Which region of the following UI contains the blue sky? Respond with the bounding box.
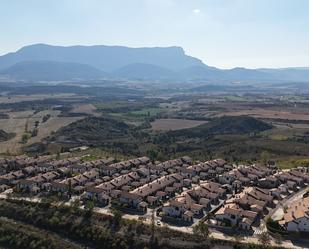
[0,0,308,68]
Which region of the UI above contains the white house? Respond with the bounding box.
[281,197,309,232]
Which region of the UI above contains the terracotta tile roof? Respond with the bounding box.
[283,196,309,223]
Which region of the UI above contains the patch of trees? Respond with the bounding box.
[21,133,31,144]
[0,218,78,249]
[0,199,192,249]
[0,199,289,249]
[42,114,51,123]
[48,116,150,155]
[0,99,66,112]
[0,130,15,142]
[266,218,287,235]
[165,116,272,141]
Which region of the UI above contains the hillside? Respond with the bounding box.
[113,63,177,79]
[36,115,273,160]
[165,116,272,139]
[47,116,148,155]
[0,61,107,81]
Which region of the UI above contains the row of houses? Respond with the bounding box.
[0,170,25,185]
[0,154,116,177]
[114,157,232,213]
[2,156,234,217]
[274,170,308,188]
[181,159,231,181]
[218,164,273,189]
[257,169,309,199]
[99,157,150,176]
[0,156,83,178]
[214,187,275,230]
[10,156,195,209]
[0,155,53,171]
[86,166,188,210]
[17,171,61,194]
[162,181,228,223]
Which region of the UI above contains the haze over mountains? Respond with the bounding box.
[0,44,308,82]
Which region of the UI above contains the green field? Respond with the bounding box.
[277,157,309,169]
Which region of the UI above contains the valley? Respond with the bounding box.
[1,83,309,170]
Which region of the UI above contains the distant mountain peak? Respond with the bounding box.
[0,44,308,82]
[0,43,204,73]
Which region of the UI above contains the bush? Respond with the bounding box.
[266,218,286,235]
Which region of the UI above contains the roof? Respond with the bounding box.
[241,217,254,225]
[120,191,141,200]
[97,182,115,190]
[86,187,104,194]
[131,174,177,197]
[216,203,242,216]
[51,181,68,189]
[283,196,309,223]
[147,195,158,203]
[190,203,203,211]
[18,179,36,185]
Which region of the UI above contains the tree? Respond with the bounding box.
[260,151,270,166]
[258,232,271,247]
[148,149,159,163]
[68,179,72,198]
[273,233,283,245]
[85,200,95,216]
[21,133,30,144]
[193,221,209,239]
[31,128,38,137]
[111,207,123,230]
[42,114,51,123]
[25,121,29,133]
[69,199,80,213]
[150,209,155,241]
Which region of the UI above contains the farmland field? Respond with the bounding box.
[70,103,100,116]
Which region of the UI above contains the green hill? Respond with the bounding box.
[167,116,272,139]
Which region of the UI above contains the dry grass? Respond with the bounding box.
[0,109,84,154]
[0,110,34,154]
[28,116,83,144]
[151,118,207,131]
[70,103,100,116]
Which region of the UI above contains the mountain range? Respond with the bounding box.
[0,43,308,82]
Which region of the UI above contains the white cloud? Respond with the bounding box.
[193,9,201,14]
